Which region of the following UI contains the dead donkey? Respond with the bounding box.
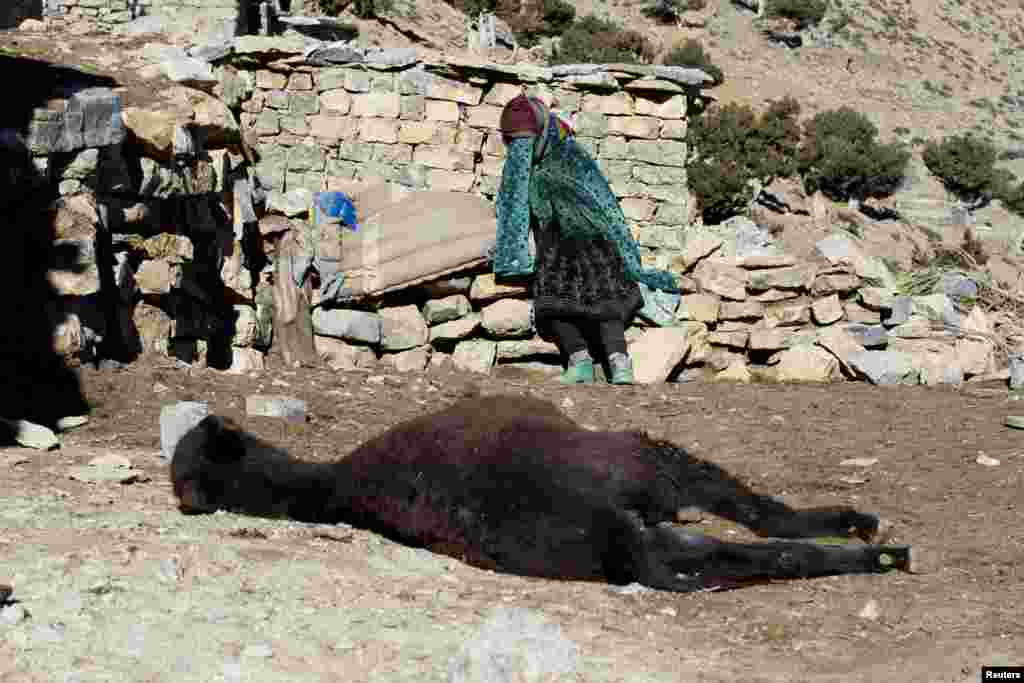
[171,395,912,592]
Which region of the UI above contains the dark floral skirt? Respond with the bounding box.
[532,219,642,333]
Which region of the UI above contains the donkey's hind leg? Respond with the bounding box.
[643,523,910,589]
[677,458,881,541]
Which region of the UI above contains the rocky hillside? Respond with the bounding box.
[335,0,1024,148]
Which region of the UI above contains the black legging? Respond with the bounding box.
[547,318,628,360]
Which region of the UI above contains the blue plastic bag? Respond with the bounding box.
[314,191,358,231]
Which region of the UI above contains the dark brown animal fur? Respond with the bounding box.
[171,395,911,592]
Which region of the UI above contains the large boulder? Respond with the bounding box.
[771,345,842,383]
[628,323,709,384]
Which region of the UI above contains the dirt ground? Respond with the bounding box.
[1,356,1022,682]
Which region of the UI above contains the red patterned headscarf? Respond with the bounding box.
[499,94,547,143]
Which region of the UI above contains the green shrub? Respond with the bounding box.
[687,99,801,223]
[347,0,393,17]
[752,96,802,180]
[765,0,829,25]
[922,133,999,203]
[450,0,497,16]
[798,107,910,201]
[1000,180,1024,216]
[515,0,576,46]
[663,39,724,87]
[550,15,654,65]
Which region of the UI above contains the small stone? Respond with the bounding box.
[88,454,132,468]
[32,622,66,644]
[55,415,90,432]
[245,396,307,423]
[976,454,1000,467]
[1009,356,1024,391]
[158,558,181,583]
[160,402,209,463]
[840,457,878,467]
[1,604,29,626]
[858,599,881,620]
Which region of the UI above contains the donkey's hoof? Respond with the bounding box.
[876,545,912,572]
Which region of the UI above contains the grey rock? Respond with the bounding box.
[448,607,578,683]
[397,67,433,96]
[729,215,778,257]
[911,293,960,330]
[69,87,124,148]
[940,272,979,299]
[159,401,209,463]
[223,657,243,683]
[549,64,606,77]
[233,34,308,57]
[429,314,481,342]
[942,365,964,386]
[32,622,66,644]
[845,323,888,348]
[27,89,124,155]
[245,395,307,423]
[380,305,429,351]
[312,308,383,344]
[266,188,312,217]
[636,283,680,326]
[363,47,419,69]
[125,623,146,657]
[452,339,496,374]
[422,295,471,324]
[161,56,218,89]
[188,41,234,63]
[304,41,365,66]
[157,558,181,584]
[1,604,28,625]
[848,350,919,385]
[0,417,59,450]
[1010,352,1024,390]
[883,295,913,326]
[652,65,714,86]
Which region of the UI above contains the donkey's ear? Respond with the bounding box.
[200,415,247,463]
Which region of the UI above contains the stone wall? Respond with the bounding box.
[55,0,245,37]
[3,31,1000,387]
[232,55,704,273]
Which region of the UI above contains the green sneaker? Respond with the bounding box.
[559,357,595,384]
[608,352,634,385]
